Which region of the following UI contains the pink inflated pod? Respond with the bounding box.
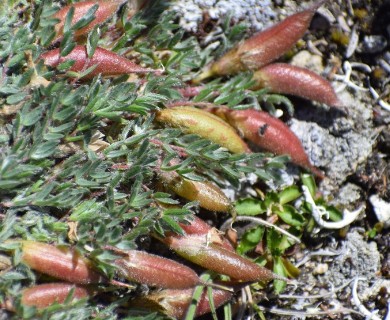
[212,107,325,178]
[178,216,234,251]
[131,287,233,319]
[112,249,201,289]
[179,216,213,236]
[252,63,343,107]
[195,0,327,81]
[20,241,104,284]
[160,234,281,283]
[40,45,155,78]
[1,283,93,311]
[52,0,126,42]
[21,283,92,309]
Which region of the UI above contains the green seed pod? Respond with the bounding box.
[158,170,232,212]
[155,106,250,154]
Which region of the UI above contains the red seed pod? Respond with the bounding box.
[131,287,233,319]
[252,63,342,107]
[195,0,326,81]
[179,216,234,251]
[52,0,126,42]
[161,234,279,282]
[179,215,213,236]
[20,241,104,284]
[155,106,250,154]
[21,283,91,309]
[113,250,201,289]
[40,45,155,78]
[213,107,324,178]
[158,170,232,213]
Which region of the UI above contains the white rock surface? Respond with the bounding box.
[325,230,381,289]
[170,0,277,32]
[369,194,390,228]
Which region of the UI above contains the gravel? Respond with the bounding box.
[170,0,277,32]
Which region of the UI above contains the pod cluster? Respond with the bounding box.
[3,0,343,318]
[2,216,281,318]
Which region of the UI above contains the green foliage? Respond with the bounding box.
[234,175,344,294]
[0,0,337,318]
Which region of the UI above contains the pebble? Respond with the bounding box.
[361,35,388,54]
[369,194,390,228]
[313,263,329,275]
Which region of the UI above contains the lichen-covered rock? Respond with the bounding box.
[325,230,381,288]
[289,117,374,186]
[170,0,277,32]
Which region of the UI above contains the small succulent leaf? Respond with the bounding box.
[235,198,266,216]
[278,186,302,205]
[273,256,287,294]
[281,257,300,278]
[223,303,233,320]
[301,174,317,197]
[266,228,283,256]
[87,26,99,58]
[252,304,267,320]
[316,202,343,222]
[237,226,264,255]
[275,205,306,227]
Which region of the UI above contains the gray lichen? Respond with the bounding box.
[170,0,277,32]
[326,230,381,288]
[289,116,374,186]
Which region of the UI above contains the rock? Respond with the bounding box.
[169,0,277,32]
[313,263,329,275]
[290,50,324,74]
[330,183,363,207]
[289,117,374,187]
[288,87,375,192]
[369,195,390,228]
[361,35,388,54]
[325,230,381,290]
[360,279,390,302]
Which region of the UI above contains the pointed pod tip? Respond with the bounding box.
[331,98,346,109]
[306,164,326,180]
